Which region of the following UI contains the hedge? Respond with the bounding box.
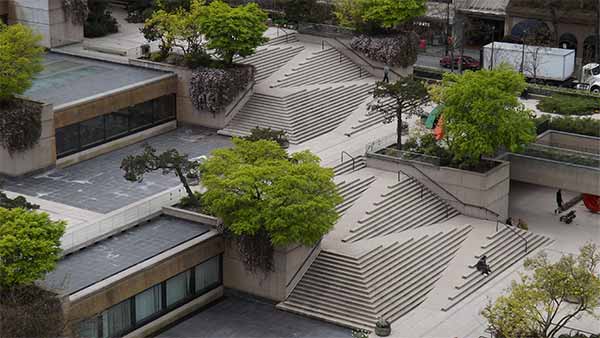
[535,115,600,137]
[537,94,600,116]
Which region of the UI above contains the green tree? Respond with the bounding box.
[334,0,426,32]
[483,243,600,338]
[200,138,342,271]
[200,0,268,65]
[368,77,429,151]
[0,23,44,103]
[120,144,201,206]
[440,66,536,165]
[0,208,66,288]
[244,127,289,148]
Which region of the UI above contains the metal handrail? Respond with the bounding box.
[496,221,528,253]
[341,151,356,171]
[397,164,500,219]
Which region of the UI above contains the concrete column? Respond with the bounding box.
[8,0,84,48]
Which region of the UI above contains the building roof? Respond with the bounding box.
[24,53,172,108]
[42,215,212,295]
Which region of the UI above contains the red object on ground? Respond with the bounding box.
[583,194,600,213]
[434,116,444,140]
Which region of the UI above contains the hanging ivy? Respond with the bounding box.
[189,65,255,115]
[0,100,42,155]
[220,226,274,273]
[63,0,90,26]
[351,33,419,68]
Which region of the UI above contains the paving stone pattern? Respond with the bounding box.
[2,127,231,213]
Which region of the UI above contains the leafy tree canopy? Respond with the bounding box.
[440,65,536,164]
[200,0,268,65]
[0,23,44,103]
[200,138,342,247]
[335,0,426,32]
[0,208,66,289]
[483,243,600,338]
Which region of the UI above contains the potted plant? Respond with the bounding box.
[375,317,391,337]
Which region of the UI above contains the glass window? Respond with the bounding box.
[135,284,163,323]
[102,299,132,338]
[166,270,191,307]
[129,101,155,131]
[106,111,130,139]
[77,317,99,338]
[154,95,176,123]
[195,256,220,293]
[80,115,105,148]
[55,123,80,156]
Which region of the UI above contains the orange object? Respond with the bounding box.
[583,194,600,213]
[434,115,444,140]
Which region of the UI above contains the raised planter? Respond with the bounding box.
[537,130,600,155]
[129,58,254,129]
[366,151,510,219]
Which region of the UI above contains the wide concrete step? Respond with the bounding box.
[276,301,373,331]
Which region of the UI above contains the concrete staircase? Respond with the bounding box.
[272,48,372,88]
[342,178,461,242]
[442,226,553,312]
[333,156,367,176]
[264,32,300,46]
[235,45,305,82]
[277,226,473,331]
[345,98,395,137]
[218,83,373,144]
[336,176,376,215]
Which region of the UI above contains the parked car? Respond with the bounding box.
[439,55,480,70]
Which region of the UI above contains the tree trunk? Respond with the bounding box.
[396,107,403,152]
[175,167,200,206]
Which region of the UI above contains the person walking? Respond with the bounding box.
[555,189,563,214]
[505,217,513,226]
[383,64,390,83]
[475,255,491,276]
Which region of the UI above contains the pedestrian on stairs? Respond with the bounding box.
[555,189,563,214]
[383,64,390,83]
[475,255,491,276]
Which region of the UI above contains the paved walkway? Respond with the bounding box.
[157,294,351,338]
[3,127,230,214]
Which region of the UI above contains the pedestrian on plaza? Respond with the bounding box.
[383,64,390,83]
[505,217,513,226]
[475,255,492,276]
[555,189,563,214]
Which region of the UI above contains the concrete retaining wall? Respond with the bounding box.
[366,154,510,219]
[502,153,600,195]
[0,98,56,176]
[223,240,320,301]
[129,59,254,129]
[8,0,84,48]
[537,130,600,154]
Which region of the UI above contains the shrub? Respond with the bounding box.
[351,33,419,67]
[63,0,90,26]
[84,0,118,37]
[537,94,599,115]
[0,23,44,102]
[0,285,64,338]
[189,65,254,114]
[335,0,426,33]
[245,127,289,148]
[0,98,43,154]
[282,0,336,24]
[535,115,600,137]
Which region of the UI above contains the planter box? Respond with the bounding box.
[537,130,600,155]
[366,152,510,219]
[0,98,56,176]
[129,58,254,129]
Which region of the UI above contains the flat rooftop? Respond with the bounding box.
[24,52,171,107]
[43,215,211,295]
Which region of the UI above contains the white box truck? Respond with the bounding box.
[483,42,575,84]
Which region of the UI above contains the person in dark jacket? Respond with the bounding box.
[555,189,563,213]
[475,255,491,276]
[383,64,390,83]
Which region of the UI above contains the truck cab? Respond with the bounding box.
[577,63,600,93]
